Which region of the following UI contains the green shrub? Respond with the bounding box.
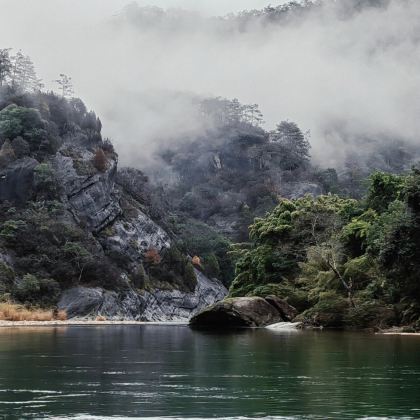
[203,253,220,278]
[131,264,148,289]
[0,262,15,294]
[0,104,45,140]
[184,263,197,292]
[248,282,309,312]
[345,300,396,329]
[297,291,349,328]
[13,274,60,306]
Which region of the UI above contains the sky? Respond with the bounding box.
[0,0,419,169]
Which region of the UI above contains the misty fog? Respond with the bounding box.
[0,0,419,168]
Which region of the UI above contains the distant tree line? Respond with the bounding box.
[0,48,73,98]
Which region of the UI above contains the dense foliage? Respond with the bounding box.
[230,170,420,330]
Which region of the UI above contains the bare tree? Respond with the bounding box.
[54,73,74,98]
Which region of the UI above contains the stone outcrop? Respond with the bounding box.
[141,270,227,321]
[0,97,229,322]
[58,269,228,321]
[0,157,38,204]
[104,211,171,262]
[264,295,298,321]
[58,286,145,319]
[190,296,298,328]
[53,153,121,233]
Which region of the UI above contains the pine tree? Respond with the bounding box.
[0,49,11,86]
[270,121,311,170]
[10,51,39,92]
[54,73,74,98]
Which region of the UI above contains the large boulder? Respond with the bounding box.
[264,295,298,321]
[190,296,286,328]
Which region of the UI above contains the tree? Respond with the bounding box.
[0,48,11,86]
[227,98,243,125]
[92,148,108,172]
[270,121,311,170]
[0,139,16,167]
[184,262,197,291]
[243,104,264,126]
[54,73,73,98]
[63,242,92,282]
[308,212,355,307]
[10,51,40,92]
[204,253,220,278]
[11,137,30,159]
[367,171,406,213]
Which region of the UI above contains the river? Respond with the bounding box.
[0,325,419,419]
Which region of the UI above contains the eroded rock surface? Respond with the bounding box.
[0,157,38,204]
[141,270,227,321]
[190,296,282,328]
[58,270,227,321]
[53,153,121,232]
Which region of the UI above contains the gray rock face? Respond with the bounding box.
[141,270,228,321]
[104,211,171,265]
[285,182,323,200]
[58,287,145,320]
[53,153,121,232]
[264,295,298,321]
[190,296,290,328]
[0,157,38,204]
[58,270,227,321]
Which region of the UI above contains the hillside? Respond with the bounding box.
[0,86,226,320]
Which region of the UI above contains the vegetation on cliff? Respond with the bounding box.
[0,47,419,328]
[0,49,207,314]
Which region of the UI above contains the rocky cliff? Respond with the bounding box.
[0,91,227,320]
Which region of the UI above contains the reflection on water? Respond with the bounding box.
[0,326,419,418]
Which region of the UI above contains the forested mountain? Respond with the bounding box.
[1,0,419,329]
[0,49,226,320]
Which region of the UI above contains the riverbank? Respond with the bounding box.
[378,326,420,336]
[0,320,188,327]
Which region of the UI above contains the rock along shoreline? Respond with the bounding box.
[0,320,188,327]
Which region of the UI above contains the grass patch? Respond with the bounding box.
[0,302,67,321]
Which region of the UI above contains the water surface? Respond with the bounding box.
[0,326,419,419]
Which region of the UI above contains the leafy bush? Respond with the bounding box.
[13,274,60,306]
[297,291,349,328]
[0,104,45,140]
[0,261,14,294]
[183,263,197,292]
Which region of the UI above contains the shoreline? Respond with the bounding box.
[0,320,188,327]
[0,320,419,335]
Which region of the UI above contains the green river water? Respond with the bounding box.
[0,325,419,419]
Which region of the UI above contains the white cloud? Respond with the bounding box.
[0,0,419,168]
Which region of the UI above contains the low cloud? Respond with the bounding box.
[1,0,419,169]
